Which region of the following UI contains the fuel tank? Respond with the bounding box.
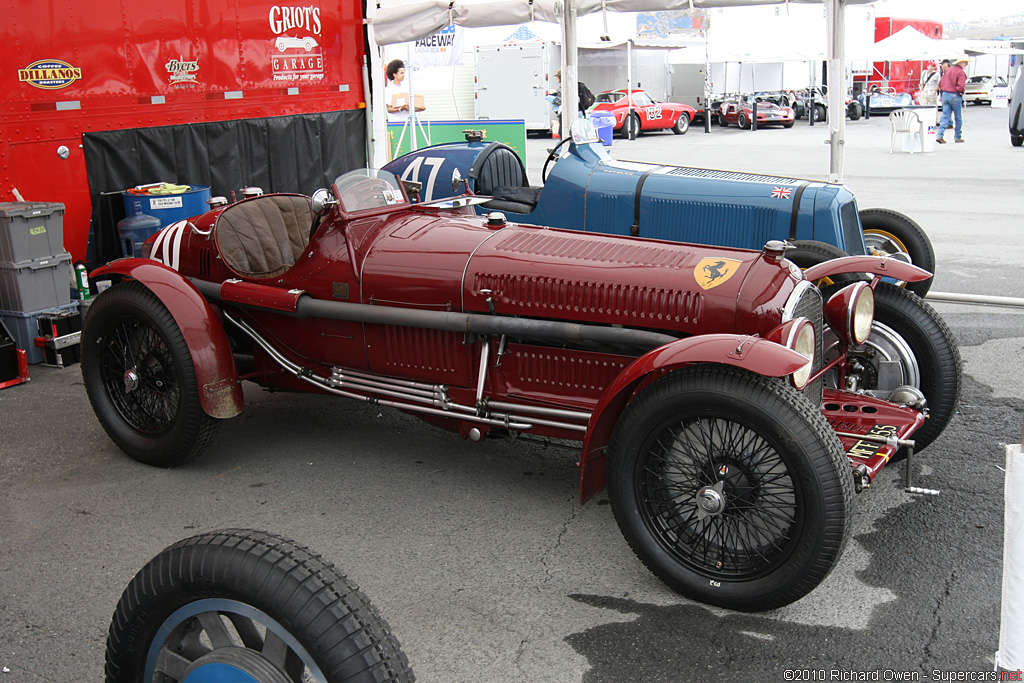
[359,211,801,337]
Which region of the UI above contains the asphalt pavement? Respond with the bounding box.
[1,104,1022,682]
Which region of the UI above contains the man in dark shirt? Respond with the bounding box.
[936,55,968,143]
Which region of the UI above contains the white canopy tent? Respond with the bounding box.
[367,0,871,181]
[847,25,961,61]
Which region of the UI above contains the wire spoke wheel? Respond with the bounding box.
[639,416,799,578]
[82,282,220,466]
[607,365,851,611]
[101,317,181,436]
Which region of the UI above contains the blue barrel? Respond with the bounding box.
[122,185,212,229]
[589,112,615,146]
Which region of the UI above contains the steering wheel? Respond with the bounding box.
[541,136,571,183]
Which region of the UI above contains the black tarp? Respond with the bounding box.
[83,109,366,266]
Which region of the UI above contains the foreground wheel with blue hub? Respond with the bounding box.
[105,529,414,683]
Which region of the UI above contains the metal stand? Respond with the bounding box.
[392,111,430,158]
[903,439,940,496]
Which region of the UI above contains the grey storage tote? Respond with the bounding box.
[0,253,73,312]
[0,202,66,262]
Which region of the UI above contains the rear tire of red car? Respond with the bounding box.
[607,365,852,612]
[738,112,750,130]
[859,208,935,297]
[672,112,690,135]
[821,282,961,457]
[105,529,415,683]
[82,281,220,467]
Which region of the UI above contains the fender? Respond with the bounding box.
[90,259,243,419]
[578,334,811,502]
[802,254,931,283]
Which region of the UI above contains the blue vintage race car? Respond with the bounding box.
[382,122,959,465]
[382,122,935,296]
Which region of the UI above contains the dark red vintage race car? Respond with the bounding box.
[83,170,958,612]
[592,89,697,137]
[718,95,796,129]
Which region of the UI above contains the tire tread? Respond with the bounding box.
[607,365,852,611]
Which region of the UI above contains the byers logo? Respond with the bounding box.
[694,257,741,290]
[18,60,82,89]
[165,56,199,87]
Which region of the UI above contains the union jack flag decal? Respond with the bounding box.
[771,186,793,199]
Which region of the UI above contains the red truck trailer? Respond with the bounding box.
[2,0,369,265]
[871,17,943,95]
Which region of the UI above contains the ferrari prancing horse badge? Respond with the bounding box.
[694,257,742,290]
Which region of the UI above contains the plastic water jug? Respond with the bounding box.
[116,201,162,258]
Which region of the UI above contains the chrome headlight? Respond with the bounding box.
[767,317,816,390]
[825,281,874,346]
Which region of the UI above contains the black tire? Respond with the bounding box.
[785,240,864,288]
[105,529,415,683]
[783,121,795,128]
[847,102,862,121]
[1011,135,1023,147]
[813,104,827,122]
[607,365,853,612]
[717,111,727,127]
[859,207,935,297]
[672,112,690,135]
[821,282,961,456]
[626,112,642,138]
[82,281,220,467]
[738,112,750,130]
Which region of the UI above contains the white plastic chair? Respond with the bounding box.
[889,109,924,154]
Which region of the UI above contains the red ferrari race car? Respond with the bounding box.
[592,89,697,137]
[717,95,796,129]
[82,170,958,612]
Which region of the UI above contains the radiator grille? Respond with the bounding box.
[784,283,824,406]
[663,167,804,184]
[495,231,687,268]
[840,201,866,254]
[472,273,703,325]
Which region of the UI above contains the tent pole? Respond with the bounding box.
[627,39,634,138]
[826,0,846,182]
[561,0,580,137]
[366,2,388,167]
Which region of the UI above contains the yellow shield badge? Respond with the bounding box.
[694,257,742,290]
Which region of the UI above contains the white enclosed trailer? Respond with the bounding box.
[474,42,561,131]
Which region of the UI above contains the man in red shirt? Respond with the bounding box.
[936,55,969,143]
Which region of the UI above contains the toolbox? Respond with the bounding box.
[0,316,29,388]
[0,252,73,312]
[0,202,66,263]
[34,308,83,368]
[0,302,79,365]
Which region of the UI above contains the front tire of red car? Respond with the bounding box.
[738,112,750,130]
[82,281,220,467]
[672,112,690,135]
[607,365,852,612]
